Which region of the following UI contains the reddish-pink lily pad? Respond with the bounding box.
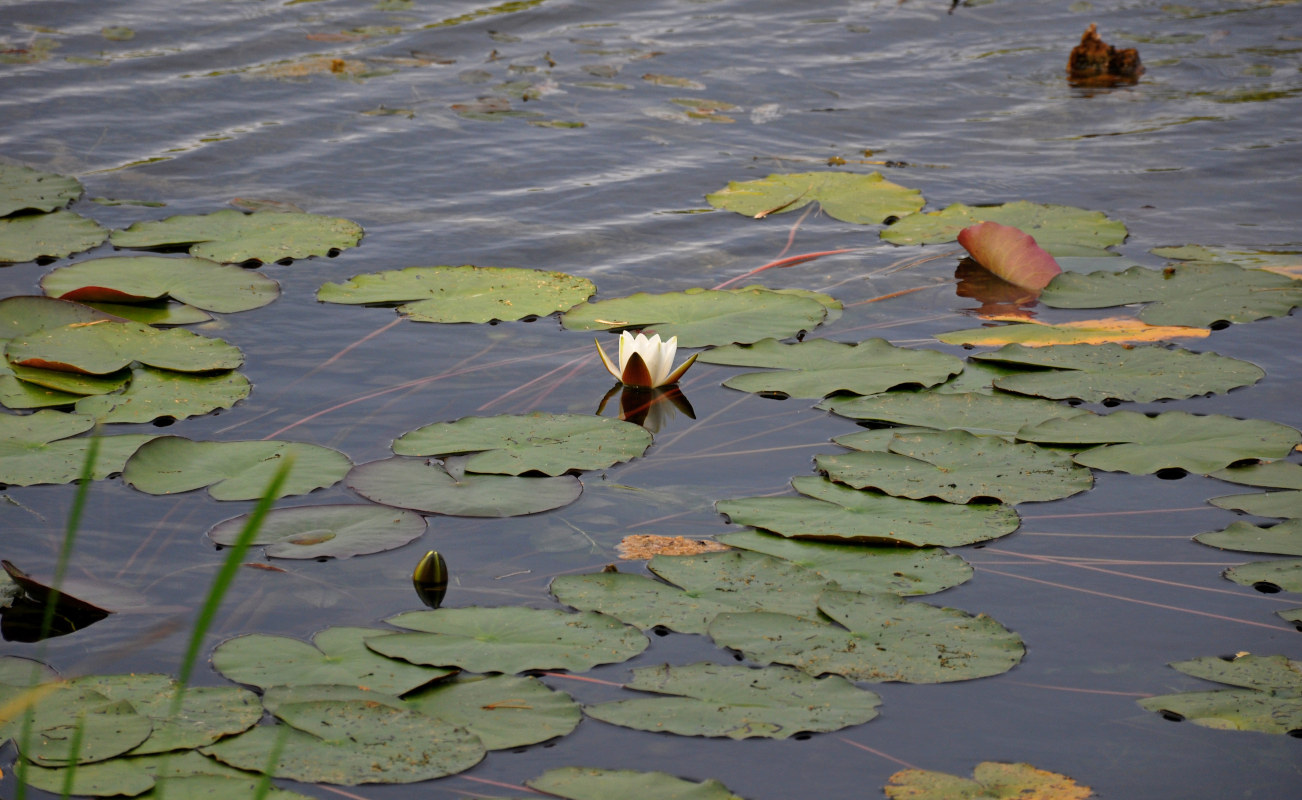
[957,221,1062,291]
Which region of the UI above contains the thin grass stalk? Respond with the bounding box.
[254,722,292,799]
[56,711,87,799]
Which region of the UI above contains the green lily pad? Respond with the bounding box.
[971,343,1265,403]
[211,627,455,694]
[1195,519,1302,556]
[716,529,972,596]
[66,674,260,754]
[819,389,1088,437]
[585,662,880,739]
[1152,244,1301,270]
[0,295,124,339]
[317,265,596,323]
[561,286,830,348]
[0,683,152,765]
[1,358,130,407]
[122,437,352,500]
[880,201,1127,257]
[206,504,426,559]
[403,674,582,749]
[0,165,82,216]
[1138,654,1302,735]
[716,476,1020,547]
[705,171,924,224]
[0,656,58,685]
[369,607,649,673]
[81,300,213,326]
[0,411,157,485]
[1016,411,1300,475]
[885,762,1094,800]
[347,456,583,516]
[72,366,250,423]
[1223,559,1302,593]
[0,210,107,263]
[551,549,840,634]
[1039,262,1302,326]
[818,429,1093,505]
[41,256,281,313]
[111,209,364,264]
[393,412,652,476]
[19,759,157,798]
[697,338,962,399]
[20,751,315,799]
[202,698,484,784]
[1210,490,1302,519]
[528,767,744,800]
[709,588,1025,683]
[1211,460,1302,490]
[6,320,244,375]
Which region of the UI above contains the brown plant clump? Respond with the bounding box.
[1068,23,1144,86]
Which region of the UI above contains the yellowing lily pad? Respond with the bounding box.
[881,201,1127,257]
[820,389,1088,437]
[346,456,583,516]
[706,171,924,224]
[122,437,352,500]
[393,412,652,476]
[935,316,1211,347]
[885,762,1093,800]
[41,256,280,313]
[708,588,1025,683]
[0,210,108,263]
[697,338,962,398]
[584,662,881,739]
[0,164,83,216]
[970,343,1264,403]
[716,476,1020,547]
[561,286,830,348]
[1016,411,1300,475]
[110,209,363,264]
[1040,262,1302,326]
[818,429,1093,505]
[1138,654,1302,735]
[207,504,427,559]
[317,265,595,323]
[6,320,243,375]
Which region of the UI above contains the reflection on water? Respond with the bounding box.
[2,0,1301,798]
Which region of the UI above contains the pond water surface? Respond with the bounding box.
[2,0,1301,797]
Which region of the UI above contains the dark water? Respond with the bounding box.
[2,0,1301,797]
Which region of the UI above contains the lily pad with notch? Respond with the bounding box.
[317,265,596,323]
[0,411,158,486]
[819,389,1088,437]
[1137,653,1302,735]
[584,662,881,739]
[368,607,649,674]
[562,286,831,348]
[110,209,363,264]
[6,320,244,375]
[0,164,83,216]
[122,437,352,500]
[41,256,281,313]
[393,412,652,476]
[708,588,1025,683]
[347,456,583,516]
[401,674,582,749]
[207,504,427,559]
[73,366,250,424]
[716,476,1020,548]
[1195,519,1302,557]
[0,682,153,766]
[0,210,108,263]
[1210,491,1302,519]
[1223,559,1302,593]
[705,171,924,224]
[697,338,962,399]
[880,200,1127,257]
[527,767,744,800]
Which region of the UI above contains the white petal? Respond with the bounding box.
[618,331,637,372]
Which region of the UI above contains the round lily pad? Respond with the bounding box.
[716,476,1020,547]
[1209,490,1302,519]
[705,171,924,224]
[19,759,157,798]
[0,683,152,766]
[211,627,455,694]
[1039,261,1302,326]
[207,504,427,559]
[716,529,972,596]
[346,456,583,516]
[73,366,250,424]
[697,338,962,399]
[317,265,596,323]
[393,412,652,476]
[819,389,1088,437]
[0,164,82,216]
[0,210,108,263]
[881,201,1127,257]
[585,662,881,739]
[562,287,830,348]
[1138,654,1302,735]
[0,411,157,485]
[403,673,582,749]
[527,767,744,800]
[110,209,363,264]
[817,429,1093,505]
[6,320,244,375]
[42,256,281,313]
[1195,519,1302,557]
[370,607,649,673]
[885,762,1093,800]
[1016,411,1301,475]
[710,588,1024,683]
[122,437,352,500]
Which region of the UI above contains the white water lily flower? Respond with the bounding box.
[595,331,698,388]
